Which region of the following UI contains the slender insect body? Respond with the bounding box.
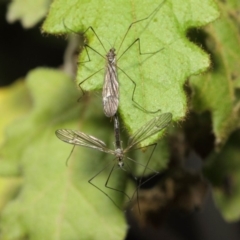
[113,113,121,148]
[102,48,119,117]
[113,114,124,167]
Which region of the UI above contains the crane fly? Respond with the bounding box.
[102,48,119,117]
[76,0,167,117]
[55,112,172,208]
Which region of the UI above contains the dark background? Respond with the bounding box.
[125,154,240,240]
[0,3,66,87]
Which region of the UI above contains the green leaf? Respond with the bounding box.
[6,0,52,28]
[0,80,31,144]
[0,80,31,214]
[190,0,240,147]
[0,68,126,239]
[42,0,219,145]
[203,130,240,221]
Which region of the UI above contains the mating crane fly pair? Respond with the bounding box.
[56,0,172,208]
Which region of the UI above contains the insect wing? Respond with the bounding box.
[102,50,119,117]
[127,112,172,149]
[56,129,110,153]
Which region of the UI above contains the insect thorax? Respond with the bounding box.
[106,48,116,63]
[115,149,124,167]
[115,148,123,158]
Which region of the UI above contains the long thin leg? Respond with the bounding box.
[127,143,159,187]
[88,163,122,210]
[79,43,106,64]
[123,161,139,207]
[118,66,161,113]
[65,145,76,166]
[83,26,107,53]
[104,164,131,202]
[118,36,183,113]
[118,37,165,61]
[127,143,159,213]
[114,1,167,114]
[77,27,107,96]
[117,0,167,54]
[63,21,107,54]
[77,67,104,98]
[63,22,107,98]
[118,30,168,113]
[88,162,130,210]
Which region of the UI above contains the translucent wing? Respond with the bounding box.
[102,49,119,117]
[56,129,113,154]
[126,112,172,150]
